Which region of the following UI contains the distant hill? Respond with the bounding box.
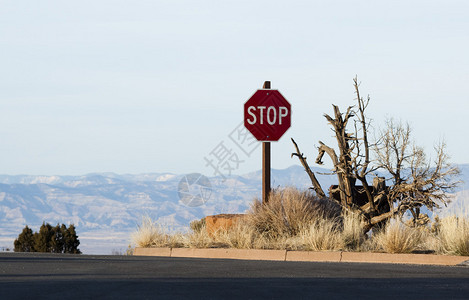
[0,164,467,254]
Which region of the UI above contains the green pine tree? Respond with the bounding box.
[63,224,81,254]
[50,224,65,253]
[14,225,35,252]
[34,222,53,252]
[14,222,81,254]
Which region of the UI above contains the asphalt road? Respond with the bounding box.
[1,253,469,300]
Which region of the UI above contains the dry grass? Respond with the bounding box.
[131,188,469,256]
[219,222,257,249]
[373,221,423,253]
[295,219,343,251]
[248,187,341,239]
[185,225,214,248]
[131,216,169,248]
[437,216,469,256]
[340,210,366,251]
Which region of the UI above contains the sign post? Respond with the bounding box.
[244,81,291,204]
[262,81,271,205]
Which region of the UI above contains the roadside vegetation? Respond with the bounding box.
[132,188,469,256]
[132,78,467,256]
[14,222,81,254]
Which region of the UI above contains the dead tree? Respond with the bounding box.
[375,119,460,227]
[292,77,459,233]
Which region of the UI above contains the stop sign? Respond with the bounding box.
[244,89,291,141]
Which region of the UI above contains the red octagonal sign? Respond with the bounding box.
[244,89,291,141]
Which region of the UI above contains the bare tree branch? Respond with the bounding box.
[291,138,326,197]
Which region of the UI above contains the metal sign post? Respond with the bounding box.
[262,81,271,204]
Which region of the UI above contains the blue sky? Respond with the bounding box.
[0,0,468,176]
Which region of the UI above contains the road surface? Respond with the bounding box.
[1,252,468,299]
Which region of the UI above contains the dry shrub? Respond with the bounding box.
[212,222,257,249]
[296,218,343,251]
[374,221,423,253]
[190,218,206,233]
[132,216,186,248]
[166,233,186,248]
[185,219,257,249]
[251,234,272,250]
[219,222,257,249]
[131,216,169,248]
[422,232,440,254]
[186,224,214,248]
[438,216,469,256]
[341,210,366,251]
[248,187,341,238]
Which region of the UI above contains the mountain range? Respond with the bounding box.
[0,164,468,254]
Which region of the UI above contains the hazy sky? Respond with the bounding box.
[1,0,468,176]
